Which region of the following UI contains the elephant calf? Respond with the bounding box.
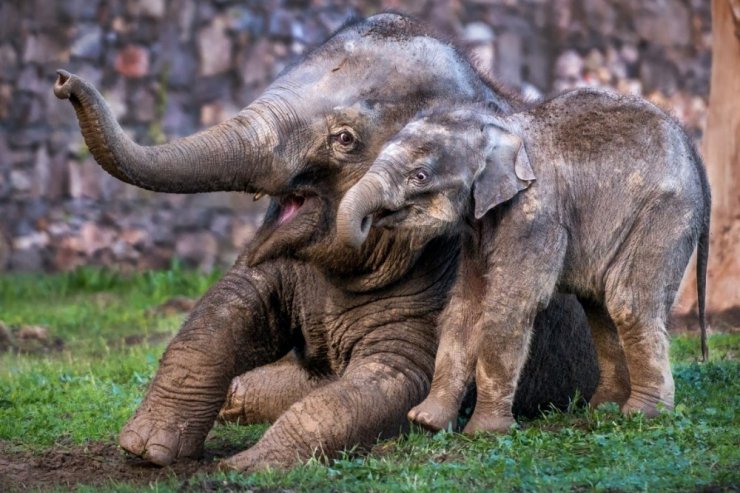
[337,89,710,433]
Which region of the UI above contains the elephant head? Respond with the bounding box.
[55,14,514,273]
[336,104,535,249]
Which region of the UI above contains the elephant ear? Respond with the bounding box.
[472,126,536,220]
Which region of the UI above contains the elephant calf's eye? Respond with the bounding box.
[415,171,428,182]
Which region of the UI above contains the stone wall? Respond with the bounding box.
[0,0,712,272]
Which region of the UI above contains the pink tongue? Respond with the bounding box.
[278,200,301,225]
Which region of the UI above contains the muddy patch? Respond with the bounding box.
[0,323,64,355]
[0,440,242,492]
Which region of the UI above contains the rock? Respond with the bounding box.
[131,87,156,122]
[0,83,10,120]
[71,25,103,60]
[132,0,166,19]
[197,16,232,76]
[102,79,128,121]
[16,324,64,353]
[149,296,197,316]
[177,0,197,42]
[584,49,604,72]
[231,219,256,249]
[0,322,12,352]
[200,102,225,126]
[555,50,584,80]
[120,228,150,248]
[23,34,69,64]
[0,44,18,81]
[114,45,150,78]
[175,231,218,271]
[79,221,117,256]
[267,10,294,41]
[13,231,50,251]
[228,6,265,35]
[0,231,10,272]
[10,169,32,194]
[162,93,196,137]
[164,50,197,88]
[495,31,523,86]
[634,0,691,48]
[18,325,49,341]
[68,158,101,200]
[239,38,272,87]
[462,22,495,43]
[8,247,43,272]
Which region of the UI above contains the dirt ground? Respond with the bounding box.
[0,440,246,492]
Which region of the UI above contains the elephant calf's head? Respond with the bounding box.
[337,105,536,249]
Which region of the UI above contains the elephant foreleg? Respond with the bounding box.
[408,252,483,431]
[119,262,296,466]
[220,354,430,471]
[218,352,336,424]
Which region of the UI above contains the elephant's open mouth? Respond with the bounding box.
[278,194,306,225]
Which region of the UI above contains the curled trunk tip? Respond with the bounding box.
[53,69,75,99]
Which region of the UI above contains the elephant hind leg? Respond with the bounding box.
[603,218,696,416]
[220,354,431,472]
[581,301,631,408]
[219,352,335,424]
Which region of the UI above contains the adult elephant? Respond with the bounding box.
[54,14,598,471]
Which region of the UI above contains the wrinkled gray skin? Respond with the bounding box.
[338,90,710,433]
[54,14,599,470]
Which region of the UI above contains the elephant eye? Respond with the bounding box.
[334,131,354,146]
[415,171,428,181]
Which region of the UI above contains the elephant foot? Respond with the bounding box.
[119,396,212,466]
[217,377,249,423]
[620,386,673,418]
[407,396,458,432]
[462,413,515,435]
[218,444,295,472]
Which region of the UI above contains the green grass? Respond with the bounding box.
[1,267,738,492]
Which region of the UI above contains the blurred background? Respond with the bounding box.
[0,0,735,323]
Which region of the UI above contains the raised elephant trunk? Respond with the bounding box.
[336,171,394,249]
[53,70,276,194]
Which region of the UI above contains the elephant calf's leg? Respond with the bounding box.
[219,352,335,424]
[120,264,294,466]
[220,355,430,471]
[583,303,631,408]
[408,295,479,431]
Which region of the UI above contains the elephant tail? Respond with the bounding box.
[691,140,711,363]
[696,204,710,362]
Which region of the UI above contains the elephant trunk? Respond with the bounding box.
[336,171,393,249]
[53,70,276,194]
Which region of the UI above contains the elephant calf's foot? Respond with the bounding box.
[462,413,516,435]
[119,398,213,466]
[407,396,458,432]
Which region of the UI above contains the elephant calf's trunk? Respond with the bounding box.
[337,175,389,248]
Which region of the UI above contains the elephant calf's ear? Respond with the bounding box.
[473,128,536,220]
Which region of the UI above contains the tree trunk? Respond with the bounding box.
[676,0,740,328]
